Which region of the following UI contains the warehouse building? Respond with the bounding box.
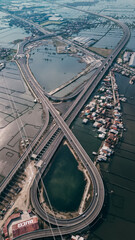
[12,216,39,238]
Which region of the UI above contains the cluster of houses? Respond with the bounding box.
[113,51,135,83]
[81,72,124,163]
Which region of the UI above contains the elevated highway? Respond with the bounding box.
[0,6,130,240]
[14,14,130,240]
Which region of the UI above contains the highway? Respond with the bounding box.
[0,102,50,195]
[48,62,100,96]
[0,6,130,240]
[0,40,51,195]
[12,10,130,240]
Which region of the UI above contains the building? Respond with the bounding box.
[71,235,84,240]
[123,51,131,62]
[82,118,88,124]
[3,213,21,238]
[12,217,39,238]
[129,52,135,67]
[31,153,38,160]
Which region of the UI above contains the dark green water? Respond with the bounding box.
[72,73,135,240]
[43,144,86,212]
[42,72,135,239]
[71,118,101,161]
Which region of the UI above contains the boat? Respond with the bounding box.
[92,151,97,156]
[120,97,127,102]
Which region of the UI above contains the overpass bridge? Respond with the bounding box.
[14,15,130,240]
[0,6,130,240]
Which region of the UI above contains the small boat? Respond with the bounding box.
[92,151,97,156]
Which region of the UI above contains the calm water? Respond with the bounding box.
[43,144,86,212]
[95,74,135,240]
[29,44,86,93]
[0,1,135,238]
[0,11,30,49]
[73,73,135,240]
[43,73,135,238]
[54,70,96,98]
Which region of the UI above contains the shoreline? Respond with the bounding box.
[39,140,91,219]
[64,140,91,215]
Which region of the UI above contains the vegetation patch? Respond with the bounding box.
[88,47,112,57]
[12,39,23,45]
[0,48,16,61]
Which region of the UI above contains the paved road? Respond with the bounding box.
[0,56,50,195]
[0,6,130,240]
[13,12,130,240]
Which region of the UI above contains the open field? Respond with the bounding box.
[88,47,112,57]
